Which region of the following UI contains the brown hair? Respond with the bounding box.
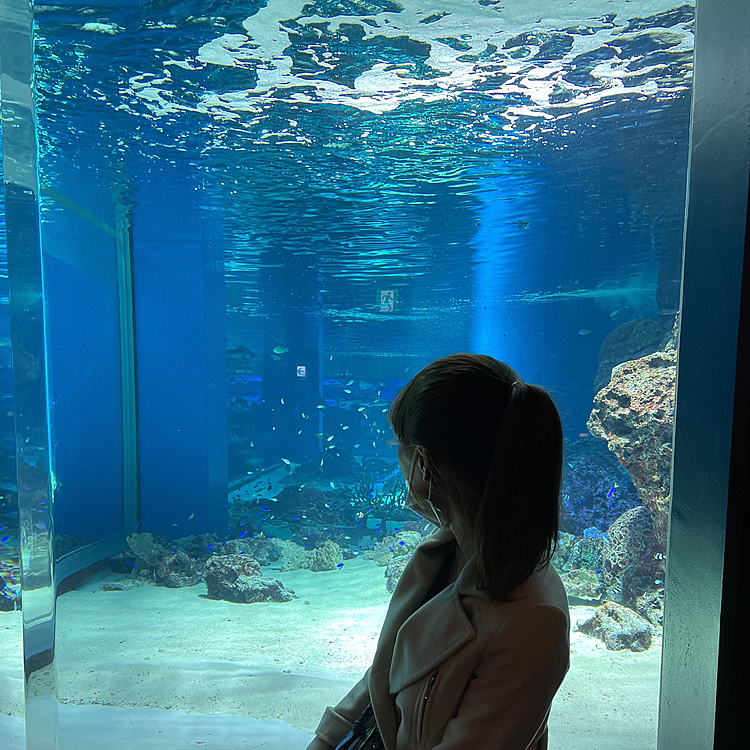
[388,353,562,602]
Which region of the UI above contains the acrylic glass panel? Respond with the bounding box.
[0,92,26,735]
[32,1,693,749]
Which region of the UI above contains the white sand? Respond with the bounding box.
[0,558,661,749]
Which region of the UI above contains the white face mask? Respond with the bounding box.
[404,451,447,529]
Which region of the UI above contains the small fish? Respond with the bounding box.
[578,432,588,438]
[272,345,289,355]
[327,435,334,442]
[578,329,591,336]
[346,380,354,386]
[282,458,291,465]
[330,482,335,489]
[314,433,324,439]
[317,404,326,410]
[188,513,195,520]
[342,425,350,430]
[517,218,530,230]
[0,535,10,543]
[260,507,270,512]
[607,486,616,499]
[336,563,344,568]
[567,462,574,468]
[610,309,619,319]
[344,389,352,394]
[301,413,309,419]
[280,398,285,405]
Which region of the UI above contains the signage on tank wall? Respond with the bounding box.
[378,289,397,313]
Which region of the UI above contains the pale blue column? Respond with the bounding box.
[1,0,58,746]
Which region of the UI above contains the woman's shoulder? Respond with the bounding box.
[470,564,570,636]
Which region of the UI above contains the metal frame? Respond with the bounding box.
[657,1,750,748]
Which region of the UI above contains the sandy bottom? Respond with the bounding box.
[0,558,661,749]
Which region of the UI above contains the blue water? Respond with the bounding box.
[1,1,692,573]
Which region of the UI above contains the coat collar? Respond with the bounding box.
[368,527,486,750]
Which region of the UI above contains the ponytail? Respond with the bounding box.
[475,381,563,601]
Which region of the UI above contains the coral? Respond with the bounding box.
[220,534,280,566]
[270,537,313,571]
[593,318,669,395]
[362,531,424,566]
[174,533,220,562]
[560,439,640,536]
[559,569,606,605]
[551,532,577,570]
[99,580,144,592]
[599,506,657,607]
[636,588,664,633]
[126,532,168,569]
[126,533,202,587]
[203,555,297,603]
[385,556,410,593]
[575,601,653,652]
[108,548,136,574]
[566,536,606,572]
[308,540,344,571]
[154,551,202,588]
[587,335,676,550]
[602,507,653,576]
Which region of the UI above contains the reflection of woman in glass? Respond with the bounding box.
[307,353,570,750]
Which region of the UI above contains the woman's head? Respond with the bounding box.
[389,353,563,602]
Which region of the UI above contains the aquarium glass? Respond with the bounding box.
[0,89,26,722]
[1,0,695,748]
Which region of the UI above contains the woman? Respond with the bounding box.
[306,353,570,750]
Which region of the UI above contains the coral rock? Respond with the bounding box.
[309,540,344,572]
[203,555,297,603]
[587,347,676,549]
[385,556,410,593]
[575,601,652,652]
[126,533,202,587]
[271,538,314,571]
[99,579,144,592]
[559,569,606,605]
[221,535,280,566]
[362,531,424,566]
[593,318,668,395]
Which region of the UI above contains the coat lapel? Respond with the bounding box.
[368,528,482,750]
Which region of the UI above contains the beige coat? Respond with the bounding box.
[313,527,570,750]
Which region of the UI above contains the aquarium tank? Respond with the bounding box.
[0,0,695,748]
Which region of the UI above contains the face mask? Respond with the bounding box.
[404,451,447,529]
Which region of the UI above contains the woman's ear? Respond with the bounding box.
[416,447,430,479]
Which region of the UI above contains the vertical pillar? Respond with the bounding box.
[658,0,750,747]
[0,0,58,746]
[132,163,228,539]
